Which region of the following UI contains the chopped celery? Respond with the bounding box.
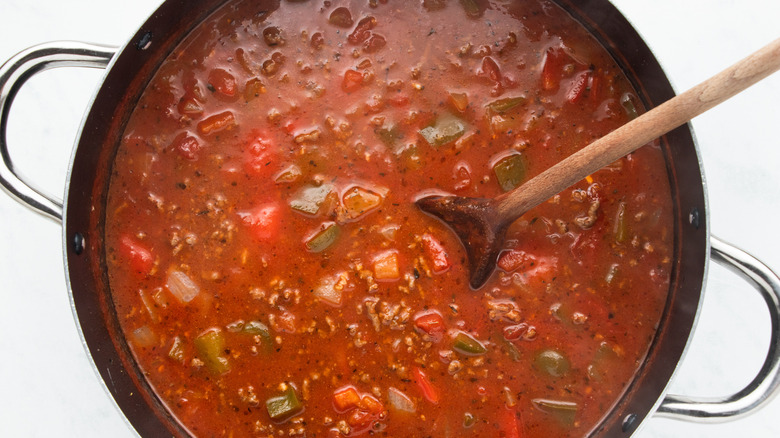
[502,338,522,362]
[493,154,526,192]
[535,349,570,377]
[486,96,526,114]
[194,329,230,374]
[398,144,424,170]
[419,116,466,148]
[289,184,333,215]
[305,222,341,252]
[532,398,578,426]
[588,342,620,382]
[342,186,383,220]
[244,320,274,354]
[448,92,469,112]
[452,332,487,355]
[266,386,303,421]
[226,320,273,353]
[614,201,629,243]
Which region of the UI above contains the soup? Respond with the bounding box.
[104,0,673,436]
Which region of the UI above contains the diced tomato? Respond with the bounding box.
[244,134,277,178]
[207,68,237,98]
[170,132,200,161]
[347,409,374,430]
[328,7,354,28]
[244,77,266,101]
[414,311,445,337]
[448,91,469,112]
[177,94,203,117]
[360,394,384,414]
[503,323,529,341]
[119,235,154,276]
[566,71,590,104]
[342,69,364,93]
[238,203,281,241]
[570,228,602,266]
[412,367,439,404]
[333,386,361,412]
[421,233,451,273]
[310,32,325,50]
[388,93,409,107]
[363,34,386,53]
[181,70,205,101]
[348,16,377,45]
[541,46,581,92]
[197,111,236,136]
[497,249,558,288]
[479,56,502,83]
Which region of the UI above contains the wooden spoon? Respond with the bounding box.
[417,38,780,289]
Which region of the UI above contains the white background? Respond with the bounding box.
[0,1,778,437]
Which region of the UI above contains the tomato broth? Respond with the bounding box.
[104,0,674,436]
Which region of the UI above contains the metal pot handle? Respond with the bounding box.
[656,235,780,421]
[0,42,116,223]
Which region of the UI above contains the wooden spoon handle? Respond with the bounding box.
[494,37,780,220]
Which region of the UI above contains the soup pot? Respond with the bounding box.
[1,0,779,436]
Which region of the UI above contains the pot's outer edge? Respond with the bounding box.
[65,0,709,436]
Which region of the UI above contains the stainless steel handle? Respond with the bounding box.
[0,41,116,223]
[656,235,780,421]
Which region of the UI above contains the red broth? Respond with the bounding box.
[104,0,673,436]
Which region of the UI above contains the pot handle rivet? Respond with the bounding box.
[688,207,701,229]
[136,31,153,51]
[72,232,85,255]
[621,413,638,433]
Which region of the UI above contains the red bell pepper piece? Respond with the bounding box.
[414,312,446,337]
[421,233,451,273]
[412,367,439,404]
[238,203,281,241]
[119,235,154,276]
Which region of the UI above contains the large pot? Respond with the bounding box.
[1,0,779,436]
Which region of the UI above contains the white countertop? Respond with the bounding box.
[1,1,778,436]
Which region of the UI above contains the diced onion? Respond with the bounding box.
[313,273,344,306]
[387,387,416,413]
[130,325,157,348]
[373,251,400,281]
[166,270,200,303]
